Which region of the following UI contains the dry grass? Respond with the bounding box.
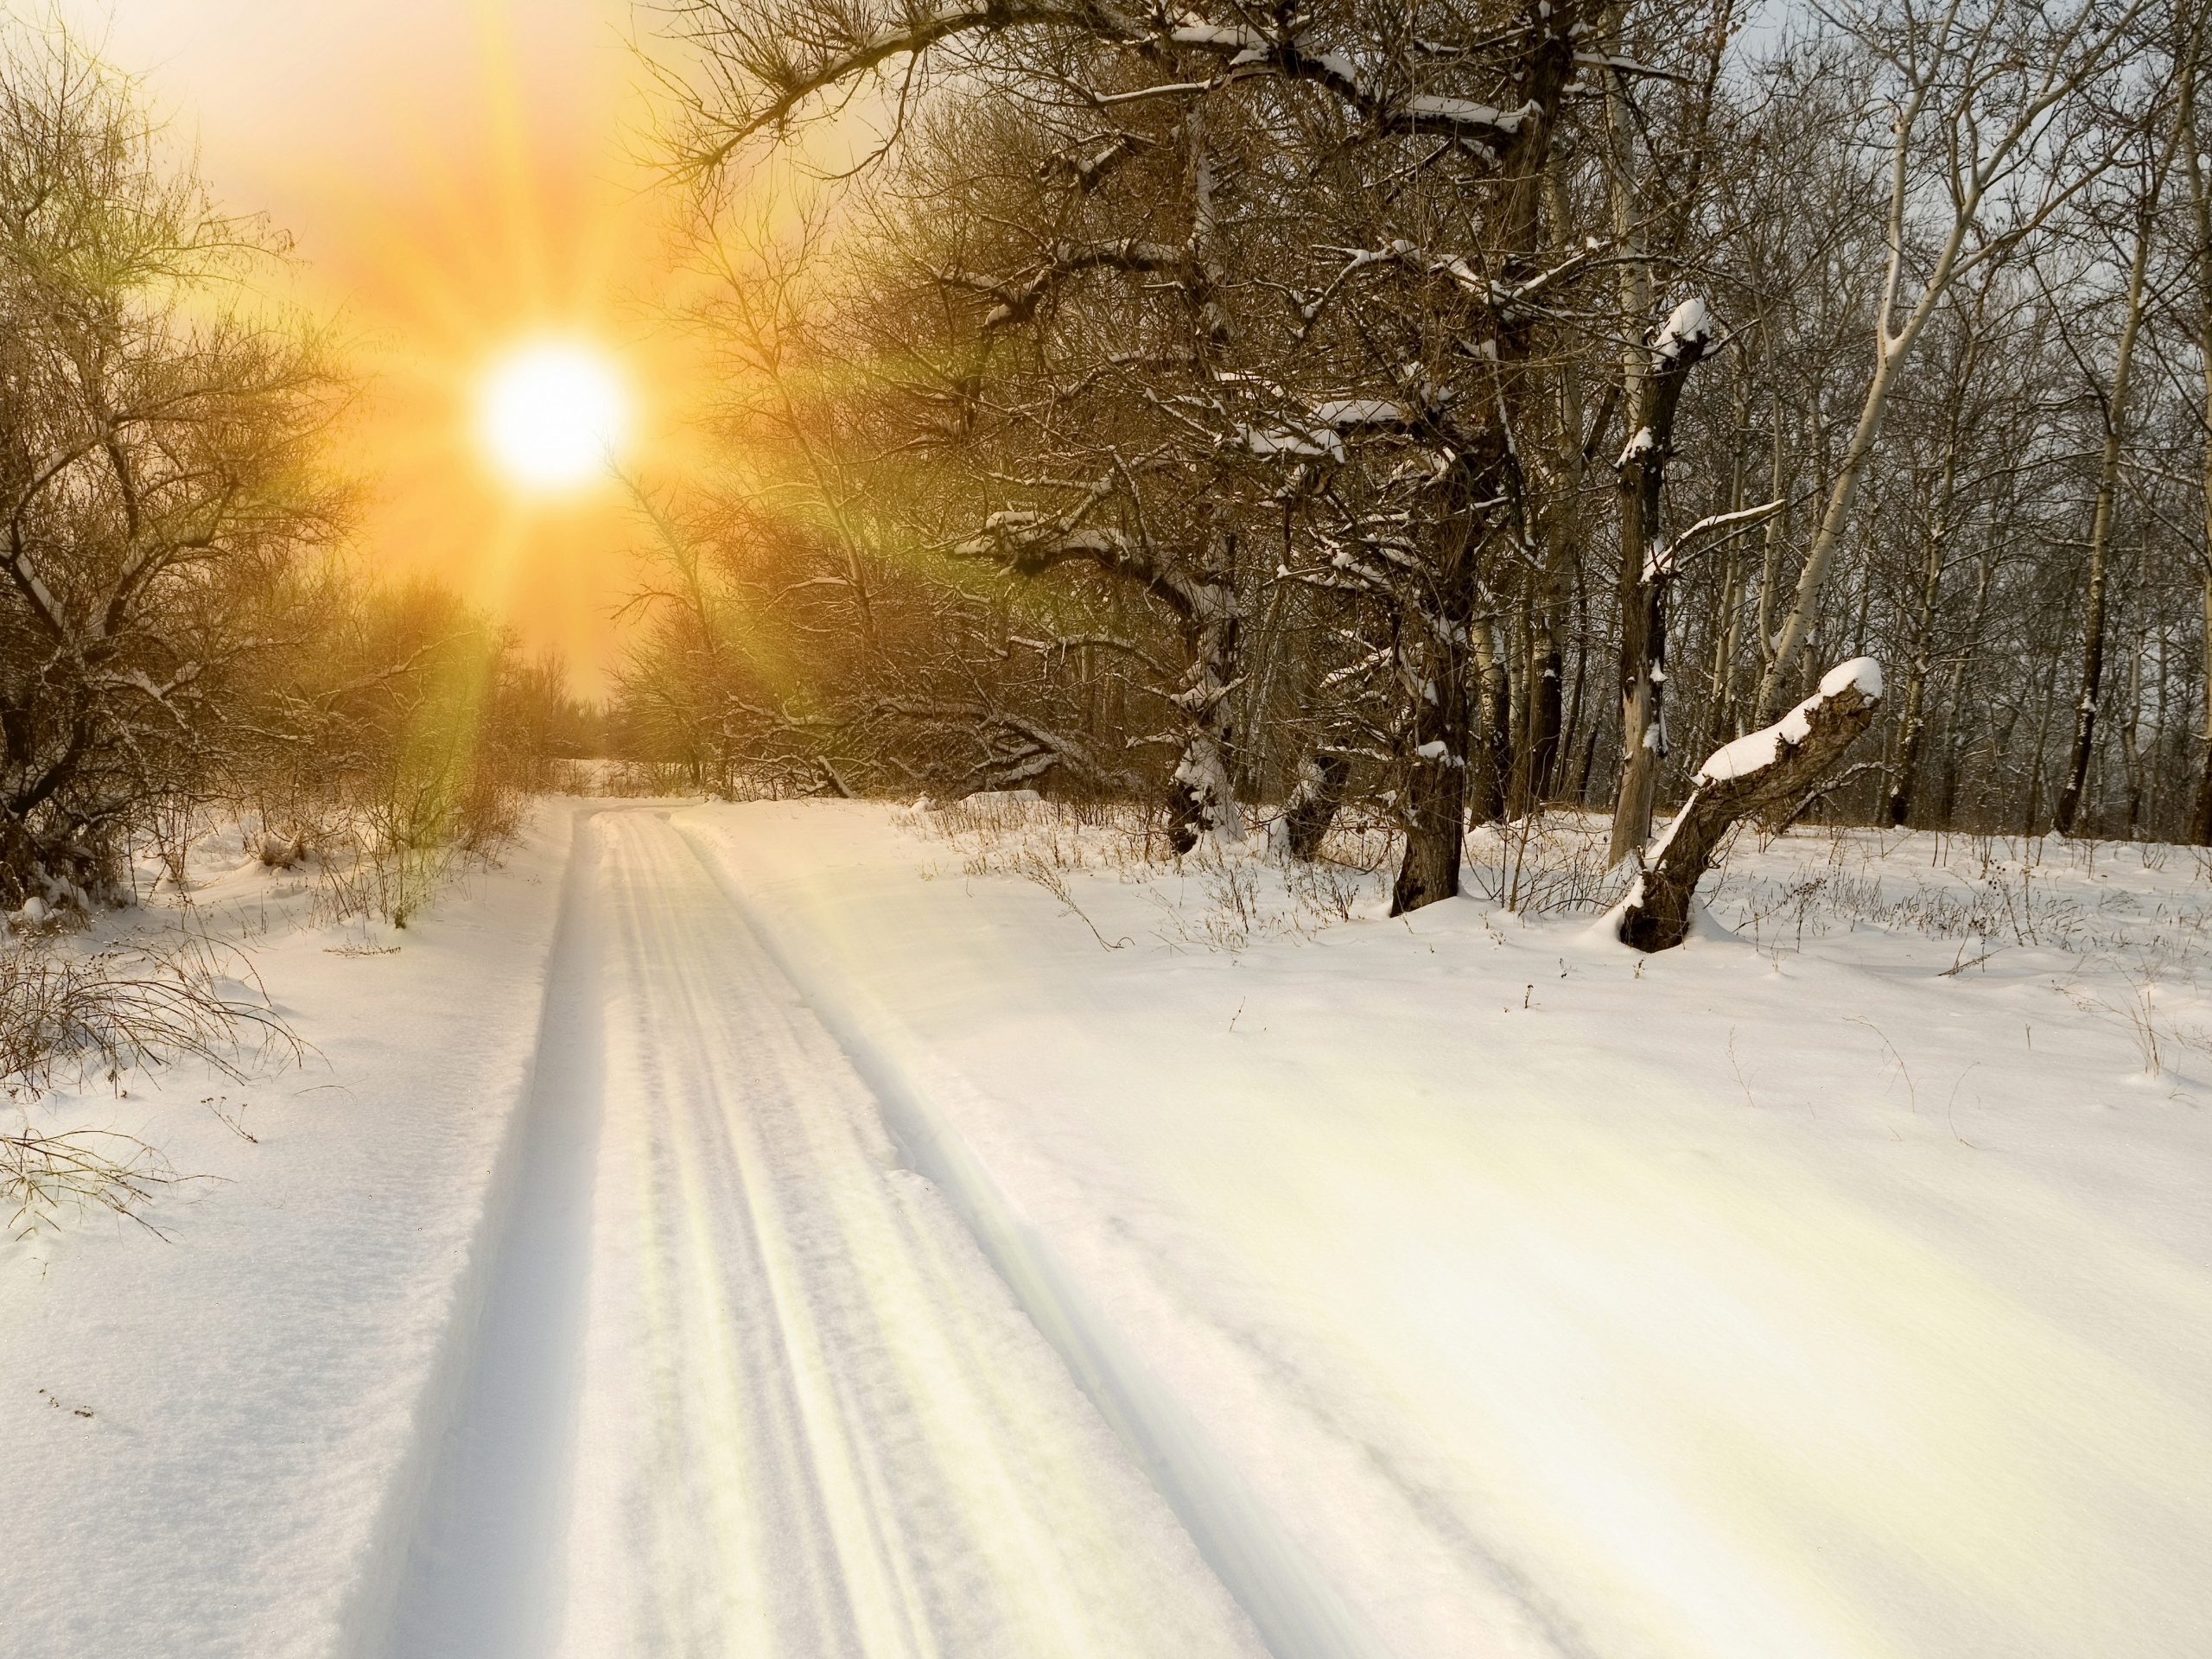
[1464,812,1630,918]
[0,1124,178,1238]
[904,796,2212,981]
[903,795,1395,950]
[0,932,297,1090]
[1,932,302,1236]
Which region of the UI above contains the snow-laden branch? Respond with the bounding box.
[698,0,1550,160]
[955,505,1202,620]
[1291,237,1608,338]
[939,238,1193,330]
[1694,659,1884,786]
[1643,498,1783,582]
[1649,295,1714,363]
[1238,393,1420,464]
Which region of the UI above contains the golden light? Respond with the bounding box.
[478,340,632,491]
[106,0,731,690]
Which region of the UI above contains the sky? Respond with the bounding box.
[70,0,704,696]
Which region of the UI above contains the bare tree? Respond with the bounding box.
[1751,0,2142,725]
[0,25,342,906]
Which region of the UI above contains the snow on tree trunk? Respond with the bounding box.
[1610,302,1719,865]
[1166,543,1244,853]
[1276,752,1350,862]
[1617,658,1884,952]
[1390,528,1477,915]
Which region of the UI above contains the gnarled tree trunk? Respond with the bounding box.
[1618,659,1883,951]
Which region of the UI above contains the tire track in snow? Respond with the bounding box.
[384,811,608,1659]
[674,814,1395,1659]
[392,810,1260,1657]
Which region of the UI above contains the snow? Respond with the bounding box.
[1171,17,1269,50]
[463,813,1255,1656]
[0,807,584,1657]
[686,802,2212,1659]
[1242,423,1345,462]
[7,796,2209,1658]
[1,805,1259,1657]
[1696,655,1883,784]
[1821,653,1885,699]
[1314,52,1359,87]
[1402,94,1531,132]
[1650,296,1714,359]
[1313,397,1406,428]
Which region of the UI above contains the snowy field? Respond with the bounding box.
[4,798,2209,1658]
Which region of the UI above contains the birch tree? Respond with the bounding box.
[1750,0,2144,726]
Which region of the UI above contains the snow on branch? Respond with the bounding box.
[871,695,1141,793]
[955,507,1205,620]
[1644,497,1783,582]
[701,0,1553,159]
[1695,658,1884,787]
[1649,296,1714,362]
[938,238,1192,330]
[1239,393,1419,465]
[1239,423,1344,462]
[1038,130,1149,193]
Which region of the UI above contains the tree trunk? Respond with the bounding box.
[1697,391,1750,767]
[1619,661,1883,951]
[1391,507,1477,914]
[2056,188,2158,834]
[2191,573,2212,842]
[1518,168,1586,815]
[1470,618,1511,824]
[1166,533,1244,852]
[1389,5,1577,913]
[2181,43,2212,844]
[1609,305,1719,863]
[1751,343,1905,724]
[1885,384,1970,825]
[1279,752,1350,861]
[1752,395,1787,709]
[1885,530,1946,826]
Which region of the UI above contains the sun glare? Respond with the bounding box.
[479,341,631,491]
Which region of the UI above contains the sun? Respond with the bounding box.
[478,340,631,491]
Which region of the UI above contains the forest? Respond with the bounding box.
[599,0,2212,921]
[10,8,2212,1655]
[0,27,594,935]
[10,2,2209,938]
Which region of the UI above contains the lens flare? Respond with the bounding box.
[479,341,630,490]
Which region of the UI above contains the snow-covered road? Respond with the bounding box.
[392,810,1262,1658]
[10,800,2210,1659]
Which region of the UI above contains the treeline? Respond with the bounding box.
[614,0,2212,910]
[0,28,593,917]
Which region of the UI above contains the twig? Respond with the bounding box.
[1847,1014,1916,1111]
